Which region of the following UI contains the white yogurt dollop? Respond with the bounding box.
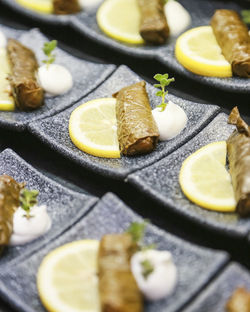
[131,249,177,301]
[152,101,187,141]
[0,31,7,48]
[38,64,73,97]
[10,205,51,246]
[78,0,102,9]
[164,0,191,36]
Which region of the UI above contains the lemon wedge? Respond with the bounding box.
[179,141,236,212]
[37,240,100,312]
[16,0,53,14]
[97,0,144,44]
[175,26,232,77]
[0,48,15,111]
[69,98,120,158]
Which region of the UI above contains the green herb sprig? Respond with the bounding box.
[127,220,148,246]
[42,40,57,66]
[141,259,154,279]
[242,10,250,24]
[19,188,39,219]
[154,73,175,112]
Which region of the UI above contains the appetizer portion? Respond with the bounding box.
[179,107,250,215]
[176,9,250,78]
[138,0,169,44]
[7,39,44,110]
[69,74,187,158]
[0,33,73,111]
[211,10,250,78]
[97,0,190,45]
[226,287,250,312]
[37,222,177,312]
[114,81,159,156]
[227,107,250,216]
[0,175,51,251]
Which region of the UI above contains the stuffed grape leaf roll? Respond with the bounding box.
[227,107,250,217]
[211,10,250,78]
[53,0,81,15]
[138,0,169,44]
[113,81,159,156]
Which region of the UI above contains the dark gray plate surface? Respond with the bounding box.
[2,0,250,93]
[29,65,220,179]
[128,112,250,238]
[0,148,97,267]
[183,263,250,312]
[0,26,115,131]
[0,192,228,312]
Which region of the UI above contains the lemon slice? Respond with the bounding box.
[69,98,120,158]
[97,0,144,44]
[175,26,232,77]
[37,240,100,312]
[179,141,236,212]
[0,48,15,111]
[16,0,53,14]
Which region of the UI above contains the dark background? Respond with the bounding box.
[0,2,250,311]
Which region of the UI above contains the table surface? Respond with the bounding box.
[0,3,250,312]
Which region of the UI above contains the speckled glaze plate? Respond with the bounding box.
[183,263,250,312]
[127,112,250,238]
[0,148,98,267]
[29,65,220,179]
[1,0,250,93]
[0,26,115,131]
[0,192,228,312]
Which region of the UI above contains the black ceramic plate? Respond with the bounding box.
[0,192,228,312]
[0,26,115,131]
[183,263,250,312]
[127,112,250,239]
[29,65,220,179]
[2,0,250,93]
[0,148,97,267]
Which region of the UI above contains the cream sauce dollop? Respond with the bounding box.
[38,64,73,96]
[131,249,177,301]
[152,101,187,141]
[10,205,51,246]
[164,0,191,36]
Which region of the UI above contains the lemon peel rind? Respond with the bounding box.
[175,26,232,78]
[16,0,53,14]
[179,141,236,212]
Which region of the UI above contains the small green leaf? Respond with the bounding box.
[153,74,163,81]
[43,40,57,66]
[127,220,148,244]
[141,259,154,279]
[153,84,161,88]
[242,10,250,24]
[156,90,163,97]
[162,73,169,79]
[20,188,39,219]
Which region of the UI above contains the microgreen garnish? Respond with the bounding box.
[19,188,39,219]
[42,40,57,67]
[242,10,250,24]
[141,259,154,280]
[154,73,175,112]
[127,220,148,246]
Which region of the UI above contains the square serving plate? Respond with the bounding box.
[29,65,220,179]
[0,192,228,312]
[0,148,97,267]
[2,0,250,93]
[0,26,115,131]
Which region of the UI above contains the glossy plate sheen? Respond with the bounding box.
[0,26,115,131]
[127,112,250,238]
[29,65,220,179]
[183,263,250,312]
[0,148,97,267]
[1,0,250,93]
[0,192,228,312]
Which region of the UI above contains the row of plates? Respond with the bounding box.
[1,0,250,93]
[0,148,250,312]
[0,26,249,239]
